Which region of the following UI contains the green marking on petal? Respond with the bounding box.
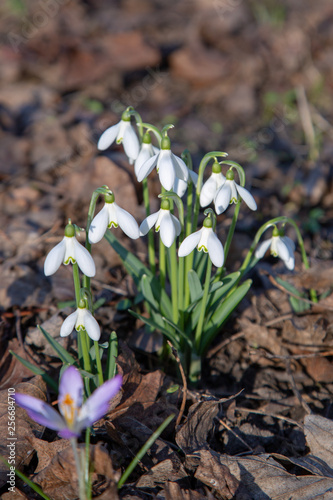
[108,221,118,229]
[64,257,76,265]
[76,324,85,331]
[198,244,208,253]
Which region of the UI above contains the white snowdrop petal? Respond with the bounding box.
[44,238,66,276]
[171,214,181,236]
[236,184,257,211]
[189,170,198,187]
[139,212,159,236]
[275,238,290,263]
[97,123,120,151]
[60,311,78,337]
[88,205,109,244]
[160,213,176,248]
[214,183,231,214]
[284,236,296,252]
[137,153,159,182]
[123,126,140,161]
[173,177,187,197]
[207,232,224,268]
[285,254,295,270]
[73,239,96,277]
[158,152,175,190]
[114,204,140,239]
[200,176,218,207]
[83,311,101,341]
[172,154,189,182]
[135,146,152,178]
[178,231,202,258]
[255,239,272,259]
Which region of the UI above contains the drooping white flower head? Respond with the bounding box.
[97,109,140,164]
[140,198,181,248]
[88,192,140,244]
[255,227,295,270]
[173,169,198,198]
[134,131,159,179]
[44,222,96,277]
[214,168,257,215]
[60,300,101,341]
[137,135,189,191]
[200,161,226,207]
[178,217,224,268]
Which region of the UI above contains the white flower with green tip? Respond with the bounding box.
[173,169,198,198]
[134,132,159,178]
[60,300,100,341]
[88,192,140,243]
[137,135,189,191]
[140,198,181,248]
[44,222,96,277]
[214,168,257,214]
[97,110,140,164]
[255,227,295,270]
[200,161,226,207]
[178,217,224,268]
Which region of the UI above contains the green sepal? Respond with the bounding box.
[38,325,76,365]
[275,277,311,313]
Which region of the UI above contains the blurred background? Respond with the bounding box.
[0,0,333,309]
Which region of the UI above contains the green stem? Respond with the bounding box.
[70,438,86,500]
[81,331,92,374]
[215,199,241,281]
[142,178,156,273]
[195,255,212,353]
[94,340,104,386]
[168,242,179,325]
[159,239,166,289]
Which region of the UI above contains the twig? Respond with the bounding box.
[284,355,311,415]
[235,407,303,429]
[167,341,187,428]
[207,332,245,358]
[264,313,293,327]
[218,418,253,452]
[296,85,318,162]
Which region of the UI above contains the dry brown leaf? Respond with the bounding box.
[176,401,220,455]
[0,339,37,390]
[194,449,239,500]
[27,436,70,473]
[33,444,119,500]
[304,414,333,469]
[164,481,212,500]
[0,376,47,488]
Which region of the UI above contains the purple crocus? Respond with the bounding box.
[15,366,122,439]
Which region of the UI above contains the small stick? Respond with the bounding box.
[167,341,187,428]
[218,418,253,452]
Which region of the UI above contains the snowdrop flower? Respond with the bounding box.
[97,109,140,164]
[214,168,257,215]
[134,132,159,179]
[200,161,226,207]
[173,169,198,198]
[140,198,181,248]
[15,365,122,439]
[255,227,295,270]
[179,217,224,268]
[137,135,189,191]
[89,192,140,243]
[44,222,95,277]
[60,299,101,341]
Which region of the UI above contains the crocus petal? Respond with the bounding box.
[200,176,218,207]
[58,428,80,439]
[255,239,272,259]
[44,238,66,276]
[139,212,159,236]
[73,239,96,277]
[214,183,231,214]
[59,366,84,411]
[137,153,159,182]
[236,184,257,211]
[88,205,109,244]
[15,394,66,432]
[158,152,175,190]
[60,310,78,337]
[83,310,101,341]
[123,125,140,161]
[78,375,122,430]
[207,232,224,268]
[275,238,290,263]
[172,154,189,182]
[159,212,176,248]
[114,204,140,239]
[178,230,202,258]
[97,123,120,151]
